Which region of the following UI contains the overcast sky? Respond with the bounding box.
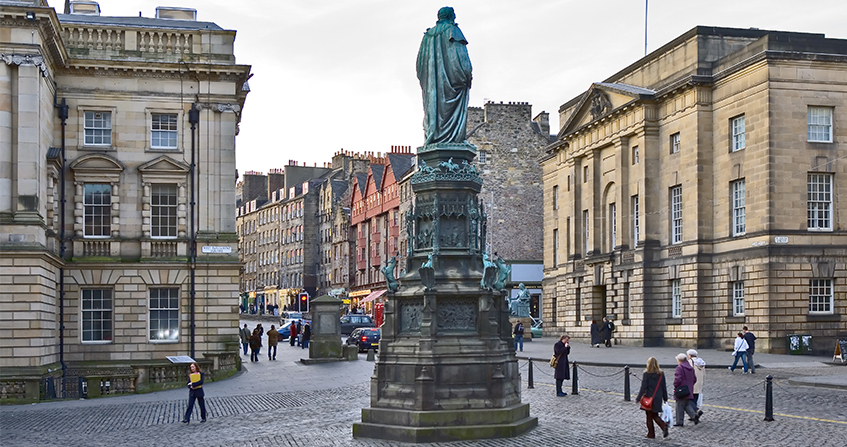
[69,1,847,177]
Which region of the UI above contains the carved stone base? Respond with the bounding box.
[353,403,537,443]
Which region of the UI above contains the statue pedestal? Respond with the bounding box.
[353,253,538,442]
[509,316,533,341]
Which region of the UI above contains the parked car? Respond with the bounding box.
[531,321,542,338]
[345,328,381,352]
[340,314,374,335]
[279,317,310,340]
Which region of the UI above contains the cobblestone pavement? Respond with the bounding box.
[2,322,845,447]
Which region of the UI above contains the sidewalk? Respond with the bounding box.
[514,336,847,389]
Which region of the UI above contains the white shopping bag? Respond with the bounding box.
[661,401,674,426]
[697,393,703,408]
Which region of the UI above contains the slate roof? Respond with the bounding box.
[370,164,385,191]
[386,153,415,180]
[57,13,225,31]
[331,179,348,198]
[355,173,368,196]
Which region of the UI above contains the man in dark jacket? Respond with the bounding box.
[553,335,571,396]
[239,324,250,355]
[601,317,615,347]
[513,321,525,352]
[743,326,757,374]
[673,353,699,426]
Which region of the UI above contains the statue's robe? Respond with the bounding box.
[416,19,473,145]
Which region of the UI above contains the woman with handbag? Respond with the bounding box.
[673,353,699,427]
[635,357,669,438]
[553,334,571,396]
[728,332,749,373]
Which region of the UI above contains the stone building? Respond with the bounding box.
[541,26,847,353]
[0,1,251,401]
[467,102,554,319]
[236,162,334,311]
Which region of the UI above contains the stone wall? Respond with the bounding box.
[468,102,551,262]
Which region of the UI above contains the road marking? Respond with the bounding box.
[527,382,847,425]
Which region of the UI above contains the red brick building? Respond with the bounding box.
[350,149,415,311]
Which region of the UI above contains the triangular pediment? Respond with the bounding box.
[138,155,190,175]
[559,83,655,138]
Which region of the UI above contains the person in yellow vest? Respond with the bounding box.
[181,363,206,424]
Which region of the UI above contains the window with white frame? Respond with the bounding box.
[807,173,832,231]
[84,111,112,146]
[732,281,745,316]
[81,289,113,342]
[809,279,833,314]
[151,184,177,238]
[731,115,746,151]
[632,195,640,248]
[583,210,590,254]
[732,179,746,236]
[609,202,617,249]
[670,186,682,244]
[670,132,680,154]
[84,184,111,237]
[151,113,178,149]
[632,146,639,164]
[807,107,833,142]
[149,287,179,341]
[671,279,681,318]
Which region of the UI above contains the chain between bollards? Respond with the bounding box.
[623,365,631,401]
[764,374,774,421]
[571,361,579,395]
[527,357,534,389]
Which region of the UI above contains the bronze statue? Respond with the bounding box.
[416,7,473,145]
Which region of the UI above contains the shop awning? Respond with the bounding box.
[359,289,387,303]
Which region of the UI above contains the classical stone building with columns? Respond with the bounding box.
[0,1,250,401]
[541,26,846,354]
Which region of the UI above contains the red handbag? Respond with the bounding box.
[640,373,662,411]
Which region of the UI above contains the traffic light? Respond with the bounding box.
[299,292,309,313]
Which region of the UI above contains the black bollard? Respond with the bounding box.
[571,362,579,395]
[624,365,631,401]
[764,375,774,421]
[527,358,534,389]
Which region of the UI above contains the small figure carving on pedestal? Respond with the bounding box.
[381,255,399,292]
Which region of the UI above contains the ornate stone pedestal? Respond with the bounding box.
[353,142,537,442]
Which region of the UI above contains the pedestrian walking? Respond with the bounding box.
[296,320,303,346]
[267,325,279,361]
[687,349,706,420]
[256,324,264,356]
[673,353,699,426]
[743,326,756,373]
[301,322,311,349]
[553,334,571,396]
[590,320,601,347]
[239,323,250,355]
[181,363,207,424]
[289,321,298,347]
[729,332,749,373]
[249,329,261,362]
[601,317,615,347]
[513,321,525,352]
[635,356,669,439]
